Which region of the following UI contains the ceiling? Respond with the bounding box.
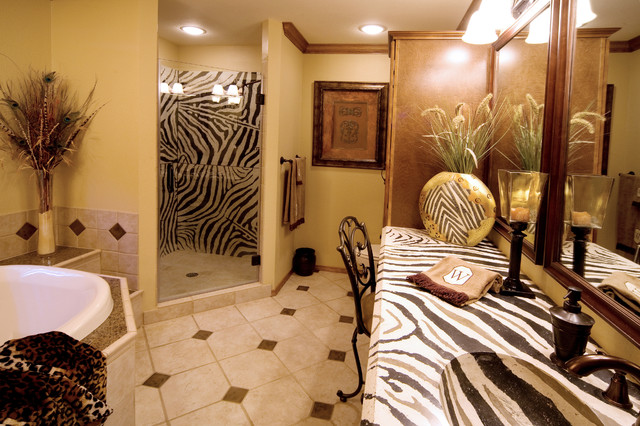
[158,0,640,46]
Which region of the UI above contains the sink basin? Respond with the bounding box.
[439,352,604,426]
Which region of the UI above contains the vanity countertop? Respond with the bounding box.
[362,226,638,425]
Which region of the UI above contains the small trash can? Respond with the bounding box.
[293,248,316,276]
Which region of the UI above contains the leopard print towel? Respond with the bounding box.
[0,331,112,425]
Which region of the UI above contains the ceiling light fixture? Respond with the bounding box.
[462,11,498,44]
[180,26,206,36]
[576,0,597,27]
[359,24,386,35]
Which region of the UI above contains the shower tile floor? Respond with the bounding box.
[135,271,366,425]
[158,250,259,302]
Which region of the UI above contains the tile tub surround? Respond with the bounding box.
[135,271,365,425]
[0,208,139,289]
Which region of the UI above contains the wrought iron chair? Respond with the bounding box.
[336,216,377,402]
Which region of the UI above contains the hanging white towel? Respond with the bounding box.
[283,157,306,230]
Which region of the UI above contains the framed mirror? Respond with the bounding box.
[544,0,640,346]
[487,0,551,264]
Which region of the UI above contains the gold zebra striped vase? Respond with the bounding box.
[419,172,496,247]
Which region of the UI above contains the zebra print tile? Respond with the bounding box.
[361,226,638,426]
[159,66,262,257]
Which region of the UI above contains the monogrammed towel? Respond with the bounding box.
[407,255,503,307]
[597,272,640,315]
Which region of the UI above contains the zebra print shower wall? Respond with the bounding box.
[159,65,262,258]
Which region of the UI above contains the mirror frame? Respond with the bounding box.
[488,0,551,265]
[541,0,640,347]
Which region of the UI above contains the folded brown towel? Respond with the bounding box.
[597,272,640,315]
[282,157,306,231]
[407,255,503,307]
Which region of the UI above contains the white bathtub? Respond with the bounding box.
[0,265,114,344]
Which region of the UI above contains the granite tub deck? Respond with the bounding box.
[85,276,137,425]
[362,226,639,425]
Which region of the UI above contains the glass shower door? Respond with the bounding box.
[157,64,262,302]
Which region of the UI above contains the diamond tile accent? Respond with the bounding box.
[328,350,346,362]
[296,285,309,291]
[192,330,213,340]
[69,219,86,236]
[347,291,354,297]
[310,401,334,420]
[109,223,126,241]
[257,339,278,351]
[339,315,354,324]
[280,308,296,316]
[222,386,249,403]
[143,372,170,388]
[186,272,199,278]
[16,222,37,240]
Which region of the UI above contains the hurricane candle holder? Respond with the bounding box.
[564,174,614,276]
[498,170,548,298]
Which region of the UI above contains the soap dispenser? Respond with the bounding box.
[549,287,595,368]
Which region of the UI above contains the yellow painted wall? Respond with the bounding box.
[274,30,304,285]
[49,0,158,309]
[490,230,640,365]
[599,51,640,252]
[158,37,179,61]
[0,0,51,215]
[298,54,390,268]
[177,45,261,72]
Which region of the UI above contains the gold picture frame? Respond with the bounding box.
[312,81,388,169]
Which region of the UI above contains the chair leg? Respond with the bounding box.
[337,328,365,402]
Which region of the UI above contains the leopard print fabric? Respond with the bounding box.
[0,331,112,425]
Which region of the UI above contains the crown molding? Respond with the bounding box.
[282,22,387,54]
[610,34,640,53]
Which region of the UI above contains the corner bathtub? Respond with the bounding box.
[0,265,113,344]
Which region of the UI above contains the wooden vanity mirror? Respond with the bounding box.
[543,0,640,347]
[487,0,551,264]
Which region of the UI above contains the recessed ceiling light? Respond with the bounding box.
[359,24,386,35]
[180,26,206,36]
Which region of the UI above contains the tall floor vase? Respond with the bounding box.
[37,170,56,256]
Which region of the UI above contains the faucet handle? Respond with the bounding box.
[603,371,633,409]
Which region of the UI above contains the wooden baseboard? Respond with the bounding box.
[271,266,347,296]
[315,265,347,274]
[272,270,293,296]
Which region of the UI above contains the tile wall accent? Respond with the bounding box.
[0,208,139,290]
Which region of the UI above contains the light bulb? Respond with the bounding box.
[227,85,239,96]
[212,84,224,96]
[525,9,550,44]
[211,95,221,103]
[462,11,498,45]
[576,0,596,27]
[171,82,184,94]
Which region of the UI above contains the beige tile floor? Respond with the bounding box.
[135,271,369,425]
[158,250,259,302]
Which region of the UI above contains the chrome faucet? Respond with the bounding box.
[565,354,640,425]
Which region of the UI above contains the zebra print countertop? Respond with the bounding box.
[361,226,638,425]
[560,241,640,284]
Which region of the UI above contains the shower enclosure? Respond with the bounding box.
[158,64,262,302]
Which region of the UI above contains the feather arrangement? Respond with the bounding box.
[0,72,101,168]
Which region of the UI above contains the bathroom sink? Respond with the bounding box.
[439,352,604,426]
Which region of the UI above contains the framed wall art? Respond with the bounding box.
[312,81,388,169]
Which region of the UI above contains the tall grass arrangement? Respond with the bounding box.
[501,94,604,171]
[421,93,506,174]
[511,94,544,171]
